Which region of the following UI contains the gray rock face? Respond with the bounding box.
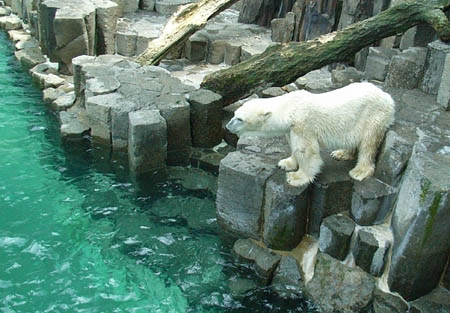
[224,40,241,66]
[308,152,355,236]
[365,47,399,81]
[207,40,227,64]
[388,146,450,301]
[295,68,333,92]
[299,0,336,41]
[375,128,416,186]
[263,171,309,250]
[437,53,450,110]
[14,46,46,69]
[187,89,223,148]
[385,47,427,89]
[271,12,295,43]
[52,91,75,111]
[353,228,390,277]
[184,35,207,62]
[59,108,90,140]
[157,94,191,165]
[306,253,375,313]
[318,214,355,261]
[260,87,287,98]
[128,110,167,174]
[351,177,396,225]
[373,288,409,313]
[95,0,119,55]
[331,67,364,88]
[111,100,139,151]
[155,0,195,15]
[421,40,450,95]
[233,239,281,281]
[216,151,278,239]
[0,14,22,30]
[271,255,302,298]
[410,287,450,313]
[39,0,96,74]
[140,0,155,11]
[400,24,436,51]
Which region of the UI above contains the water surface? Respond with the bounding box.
[0,31,316,313]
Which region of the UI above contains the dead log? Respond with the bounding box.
[202,0,450,103]
[135,0,240,66]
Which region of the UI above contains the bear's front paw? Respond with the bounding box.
[331,149,355,161]
[278,157,298,171]
[286,171,311,187]
[349,165,374,181]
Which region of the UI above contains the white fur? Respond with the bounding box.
[226,82,395,186]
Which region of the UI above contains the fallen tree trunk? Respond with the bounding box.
[135,0,240,66]
[202,0,450,103]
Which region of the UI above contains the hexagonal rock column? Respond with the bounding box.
[39,0,96,74]
[364,47,399,81]
[128,110,167,174]
[306,253,376,313]
[352,227,391,277]
[351,177,396,226]
[421,40,450,95]
[308,152,355,237]
[216,151,278,239]
[233,239,281,282]
[271,255,302,298]
[95,0,119,55]
[187,89,223,148]
[263,171,309,250]
[318,214,355,261]
[384,47,427,89]
[437,53,450,110]
[388,147,450,301]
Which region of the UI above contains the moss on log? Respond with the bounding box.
[201,0,450,103]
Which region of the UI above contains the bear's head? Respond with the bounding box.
[226,99,288,137]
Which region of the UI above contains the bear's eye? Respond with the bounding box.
[236,118,243,122]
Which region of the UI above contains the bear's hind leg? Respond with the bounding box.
[331,149,355,161]
[349,129,384,181]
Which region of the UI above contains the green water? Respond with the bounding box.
[0,31,316,313]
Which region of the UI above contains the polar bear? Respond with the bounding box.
[226,82,395,187]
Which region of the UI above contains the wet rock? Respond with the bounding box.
[410,287,450,313]
[207,40,227,64]
[331,67,364,88]
[224,40,241,66]
[295,68,333,92]
[156,94,191,166]
[59,108,90,140]
[190,144,234,175]
[110,100,139,151]
[365,47,399,81]
[43,87,65,104]
[372,288,409,313]
[29,62,59,88]
[128,110,167,174]
[187,89,223,148]
[306,253,376,313]
[318,214,355,261]
[263,171,309,250]
[260,87,287,98]
[421,40,450,95]
[52,91,75,111]
[14,46,46,70]
[216,151,278,239]
[140,0,155,11]
[233,239,281,281]
[271,12,295,43]
[375,128,416,186]
[85,92,123,142]
[185,35,207,62]
[351,177,396,225]
[95,0,119,55]
[39,0,96,74]
[0,15,22,30]
[385,47,427,89]
[437,53,450,110]
[353,227,390,277]
[308,152,355,237]
[388,145,450,301]
[271,255,302,298]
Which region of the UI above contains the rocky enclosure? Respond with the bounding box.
[1,0,449,312]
